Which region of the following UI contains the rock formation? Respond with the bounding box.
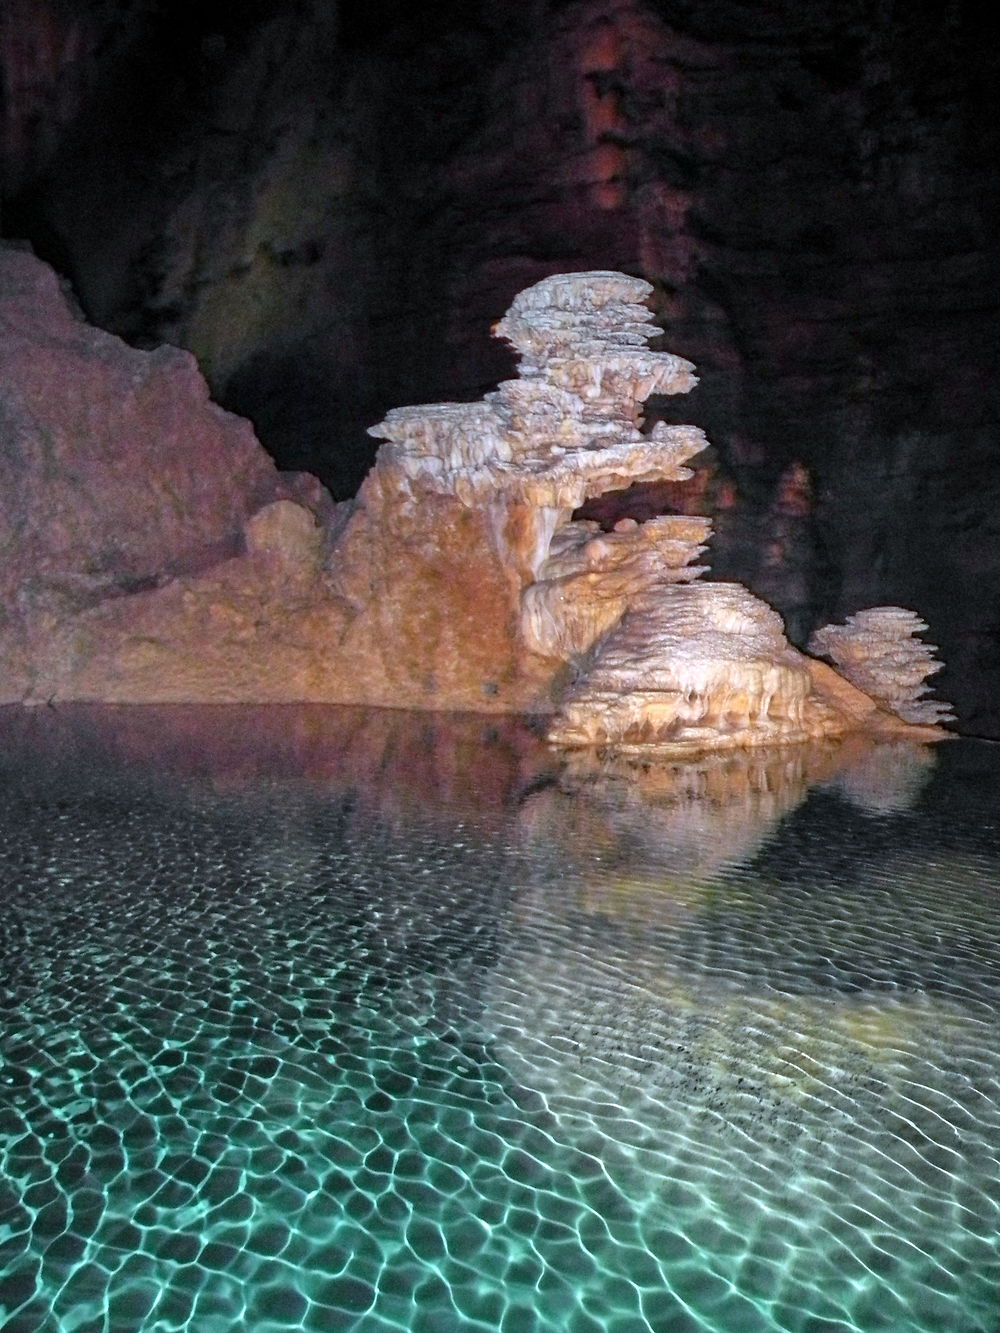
[362,271,709,681]
[0,251,952,753]
[4,1,996,734]
[0,246,336,703]
[0,246,292,600]
[808,608,954,727]
[549,582,817,750]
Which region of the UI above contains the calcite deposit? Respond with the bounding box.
[359,270,711,702]
[0,252,951,753]
[549,582,816,751]
[808,608,954,727]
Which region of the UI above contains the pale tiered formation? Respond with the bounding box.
[371,273,707,519]
[808,608,954,726]
[371,273,713,663]
[366,270,951,751]
[489,276,825,750]
[549,583,819,750]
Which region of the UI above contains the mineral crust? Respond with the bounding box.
[808,608,954,726]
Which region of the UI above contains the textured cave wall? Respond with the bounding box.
[2,0,999,732]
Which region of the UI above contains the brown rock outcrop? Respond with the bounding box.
[0,246,336,702]
[0,247,286,604]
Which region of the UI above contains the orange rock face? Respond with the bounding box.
[324,467,553,711]
[0,247,332,702]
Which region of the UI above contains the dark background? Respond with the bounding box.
[2,0,999,732]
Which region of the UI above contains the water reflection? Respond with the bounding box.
[0,701,940,838]
[528,737,939,896]
[0,704,552,820]
[1,705,997,1333]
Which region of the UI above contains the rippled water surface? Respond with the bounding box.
[1,707,999,1332]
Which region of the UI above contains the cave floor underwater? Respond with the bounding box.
[0,705,998,1333]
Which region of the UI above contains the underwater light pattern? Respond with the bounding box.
[0,730,999,1331]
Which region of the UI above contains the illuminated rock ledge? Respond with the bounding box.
[0,252,951,751]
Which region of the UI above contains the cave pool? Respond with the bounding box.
[1,705,998,1332]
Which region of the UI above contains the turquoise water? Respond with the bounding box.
[1,707,999,1331]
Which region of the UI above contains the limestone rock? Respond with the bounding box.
[521,513,711,661]
[0,256,954,746]
[12,265,717,712]
[808,608,954,727]
[243,500,323,570]
[0,249,353,704]
[0,246,290,618]
[350,269,714,711]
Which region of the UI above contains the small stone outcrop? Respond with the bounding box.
[808,608,954,727]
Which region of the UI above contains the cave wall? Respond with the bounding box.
[2,0,999,732]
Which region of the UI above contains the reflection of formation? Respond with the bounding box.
[492,734,955,1113]
[522,745,822,889]
[816,739,938,816]
[6,698,990,1151]
[4,703,938,845]
[487,736,951,1138]
[523,735,940,891]
[0,704,555,831]
[0,704,533,1032]
[484,737,1000,1206]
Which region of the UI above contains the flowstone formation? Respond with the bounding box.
[549,582,814,750]
[808,608,954,727]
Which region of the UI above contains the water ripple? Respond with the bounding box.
[0,717,998,1330]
